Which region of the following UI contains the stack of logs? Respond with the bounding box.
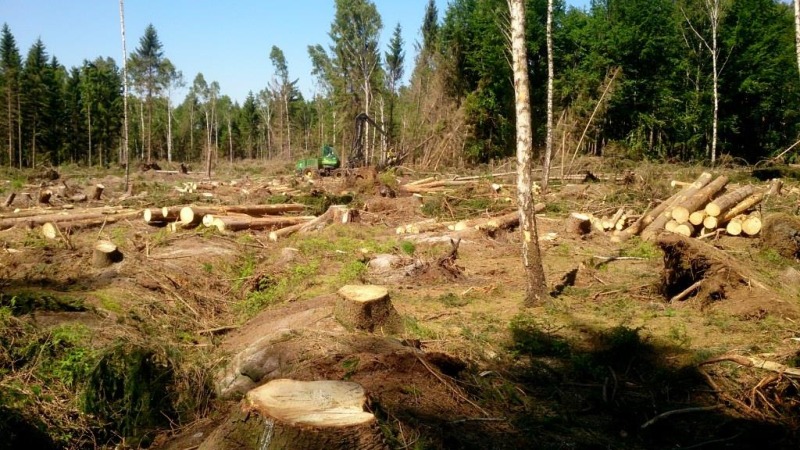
[605,172,781,241]
[143,203,353,241]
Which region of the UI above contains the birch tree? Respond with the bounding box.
[543,0,554,192]
[683,0,726,164]
[119,0,130,190]
[507,0,547,306]
[795,0,800,78]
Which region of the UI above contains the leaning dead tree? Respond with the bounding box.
[508,0,547,305]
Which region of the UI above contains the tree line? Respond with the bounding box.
[0,0,798,170]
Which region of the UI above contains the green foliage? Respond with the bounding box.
[338,260,367,284]
[438,292,470,307]
[509,314,569,357]
[620,238,660,259]
[82,343,176,441]
[0,291,85,316]
[399,240,416,256]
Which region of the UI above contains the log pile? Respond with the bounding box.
[610,173,780,241]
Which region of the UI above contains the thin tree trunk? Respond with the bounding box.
[710,0,719,165]
[139,101,145,160]
[508,0,547,306]
[87,107,92,166]
[285,92,291,158]
[6,80,12,167]
[543,0,554,192]
[795,0,800,78]
[167,98,173,163]
[228,115,233,163]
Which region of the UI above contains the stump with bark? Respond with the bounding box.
[334,285,402,333]
[92,240,123,268]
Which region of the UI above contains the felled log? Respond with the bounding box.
[720,191,765,224]
[742,212,762,236]
[725,216,744,236]
[70,193,88,203]
[178,204,306,228]
[210,215,314,233]
[92,240,123,268]
[91,184,104,201]
[688,210,706,226]
[143,207,179,224]
[450,203,545,232]
[3,193,15,207]
[244,379,388,450]
[674,223,694,237]
[702,215,719,230]
[298,205,352,233]
[614,173,712,242]
[400,179,477,193]
[641,174,726,241]
[268,222,307,241]
[40,213,138,238]
[2,209,138,231]
[334,285,401,333]
[704,185,754,217]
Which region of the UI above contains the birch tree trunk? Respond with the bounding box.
[508,0,547,306]
[543,0,554,192]
[167,97,172,163]
[709,0,719,165]
[119,0,130,190]
[795,0,800,78]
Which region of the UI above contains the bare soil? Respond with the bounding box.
[1,160,799,449]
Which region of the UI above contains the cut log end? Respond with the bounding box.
[92,240,123,268]
[42,222,58,240]
[247,379,374,427]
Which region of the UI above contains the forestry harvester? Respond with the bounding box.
[295,112,405,177]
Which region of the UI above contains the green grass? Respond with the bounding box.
[620,238,660,259]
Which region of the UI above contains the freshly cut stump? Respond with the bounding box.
[245,379,388,450]
[335,285,401,333]
[92,240,123,268]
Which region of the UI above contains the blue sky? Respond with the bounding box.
[0,0,591,104]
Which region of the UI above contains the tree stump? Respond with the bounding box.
[92,240,123,268]
[38,190,52,204]
[760,213,800,259]
[243,379,388,450]
[334,285,401,333]
[91,184,104,201]
[566,213,592,235]
[3,192,15,207]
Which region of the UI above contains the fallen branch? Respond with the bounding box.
[699,355,800,378]
[640,405,722,429]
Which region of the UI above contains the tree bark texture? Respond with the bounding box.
[508,0,547,305]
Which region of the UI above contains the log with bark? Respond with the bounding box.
[449,203,545,232]
[40,213,139,238]
[92,240,123,268]
[179,204,306,228]
[243,379,388,450]
[399,179,477,193]
[641,174,727,241]
[334,285,402,333]
[613,173,712,242]
[719,191,765,224]
[299,205,352,233]
[704,185,755,218]
[2,209,138,231]
[210,215,315,233]
[268,222,307,241]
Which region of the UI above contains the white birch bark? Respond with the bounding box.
[118,0,130,180]
[543,0,554,192]
[794,0,800,78]
[508,0,547,305]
